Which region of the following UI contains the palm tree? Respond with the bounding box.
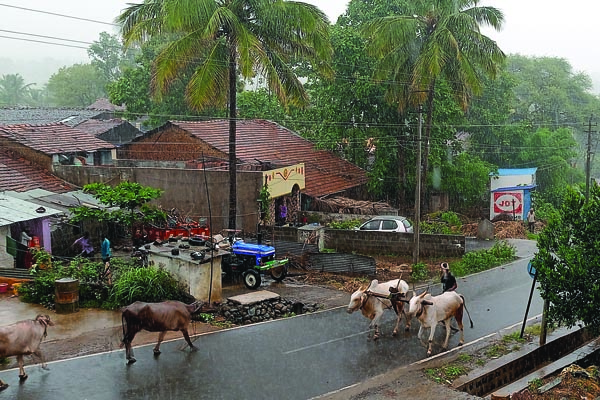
[117,0,333,229]
[362,0,505,210]
[0,73,34,106]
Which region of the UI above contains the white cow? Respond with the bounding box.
[0,314,54,390]
[347,279,411,340]
[408,290,473,356]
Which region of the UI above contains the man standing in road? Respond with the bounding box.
[440,262,457,292]
[527,207,535,233]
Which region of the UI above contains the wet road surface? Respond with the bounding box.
[0,257,542,399]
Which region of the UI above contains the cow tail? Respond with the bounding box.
[460,295,474,328]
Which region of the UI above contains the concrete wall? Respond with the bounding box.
[148,246,223,303]
[53,165,263,233]
[0,226,14,268]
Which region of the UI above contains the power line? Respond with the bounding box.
[0,29,93,46]
[0,3,119,26]
[0,35,88,50]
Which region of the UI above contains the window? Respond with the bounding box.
[381,220,398,230]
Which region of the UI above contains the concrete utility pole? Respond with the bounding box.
[413,105,423,265]
[585,115,596,201]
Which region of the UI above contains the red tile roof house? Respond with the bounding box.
[0,123,115,171]
[119,118,368,202]
[107,119,367,232]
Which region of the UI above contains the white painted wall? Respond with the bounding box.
[148,247,222,303]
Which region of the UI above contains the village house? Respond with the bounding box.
[118,119,369,224]
[0,123,115,170]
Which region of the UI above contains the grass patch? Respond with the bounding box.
[425,364,469,384]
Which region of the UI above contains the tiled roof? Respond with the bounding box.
[86,98,125,111]
[0,123,115,154]
[74,118,129,136]
[170,119,368,198]
[0,107,104,126]
[0,149,74,193]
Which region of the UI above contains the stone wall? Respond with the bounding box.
[263,226,464,258]
[324,229,465,258]
[219,296,321,325]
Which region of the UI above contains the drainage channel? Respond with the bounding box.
[453,328,597,398]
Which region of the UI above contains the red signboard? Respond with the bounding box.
[493,192,522,214]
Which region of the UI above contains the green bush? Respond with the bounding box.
[19,255,108,308]
[453,240,516,277]
[19,249,192,310]
[328,219,362,230]
[420,211,462,234]
[109,266,192,307]
[411,262,430,282]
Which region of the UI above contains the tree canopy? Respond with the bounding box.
[117,0,333,229]
[534,183,600,334]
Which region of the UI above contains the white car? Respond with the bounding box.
[356,216,414,233]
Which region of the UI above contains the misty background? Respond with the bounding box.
[1,0,600,93]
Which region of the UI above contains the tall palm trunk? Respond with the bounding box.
[228,41,237,230]
[420,81,436,215]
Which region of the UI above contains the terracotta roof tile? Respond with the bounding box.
[0,149,74,193]
[0,123,115,154]
[170,120,368,198]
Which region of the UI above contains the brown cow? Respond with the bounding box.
[0,314,54,390]
[121,300,203,364]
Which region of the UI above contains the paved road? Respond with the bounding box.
[0,255,542,400]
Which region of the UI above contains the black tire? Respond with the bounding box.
[243,270,261,289]
[270,266,287,282]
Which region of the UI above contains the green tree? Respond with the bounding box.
[70,182,165,227]
[107,38,211,128]
[534,183,600,334]
[441,152,496,213]
[117,0,333,229]
[88,32,135,83]
[362,0,506,209]
[0,73,34,105]
[46,64,107,107]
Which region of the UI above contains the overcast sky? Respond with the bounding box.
[1,0,599,92]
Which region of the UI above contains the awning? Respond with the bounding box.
[0,194,63,226]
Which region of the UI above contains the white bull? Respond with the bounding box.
[408,290,473,356]
[347,279,411,340]
[0,314,54,390]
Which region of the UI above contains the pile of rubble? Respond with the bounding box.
[461,220,529,239]
[219,297,322,325]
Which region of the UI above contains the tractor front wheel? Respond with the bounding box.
[243,270,261,289]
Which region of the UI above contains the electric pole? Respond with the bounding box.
[413,105,423,264]
[585,115,596,201]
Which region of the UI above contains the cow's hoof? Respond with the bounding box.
[392,331,398,337]
[127,358,137,365]
[153,349,161,355]
[190,346,198,352]
[19,374,28,381]
[0,383,7,391]
[405,326,410,332]
[458,342,464,346]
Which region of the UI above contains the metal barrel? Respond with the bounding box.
[55,278,79,314]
